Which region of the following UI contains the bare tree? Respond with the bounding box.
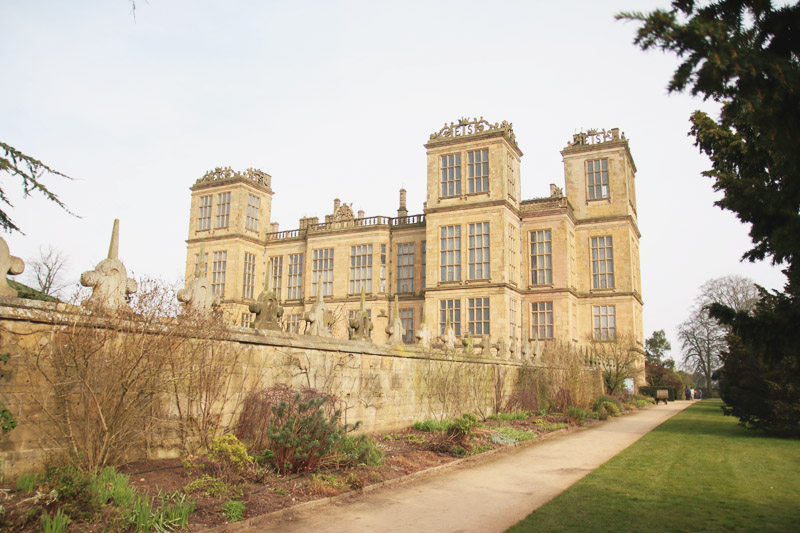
[679,275,758,397]
[590,335,643,397]
[27,245,69,297]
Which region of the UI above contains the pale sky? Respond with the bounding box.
[1,0,786,363]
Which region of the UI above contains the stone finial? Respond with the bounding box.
[80,219,138,308]
[250,258,283,331]
[461,331,475,355]
[509,335,519,360]
[495,337,509,359]
[415,306,433,348]
[304,274,333,336]
[177,244,219,314]
[385,295,404,346]
[521,337,532,361]
[349,286,373,341]
[481,334,491,356]
[441,313,457,351]
[0,237,24,298]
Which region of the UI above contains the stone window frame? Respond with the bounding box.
[270,255,283,300]
[439,298,461,336]
[440,153,462,197]
[531,301,554,339]
[467,297,490,336]
[467,148,489,194]
[587,158,610,200]
[240,312,254,328]
[197,195,212,231]
[468,222,490,280]
[312,248,334,297]
[215,192,231,228]
[509,298,518,340]
[349,244,373,294]
[286,253,303,300]
[242,252,256,299]
[530,229,553,285]
[508,224,517,285]
[591,236,615,289]
[245,194,260,232]
[593,305,616,340]
[400,308,414,344]
[440,225,461,282]
[396,243,415,293]
[380,244,387,293]
[211,250,227,297]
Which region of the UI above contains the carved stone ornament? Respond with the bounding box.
[415,307,433,348]
[495,337,509,359]
[441,313,457,351]
[334,203,355,222]
[250,259,283,331]
[197,167,271,188]
[304,274,334,337]
[349,287,374,342]
[0,237,24,298]
[521,338,532,361]
[566,128,624,148]
[177,244,219,313]
[461,332,475,355]
[509,335,519,360]
[385,295,404,346]
[80,219,138,308]
[428,117,518,148]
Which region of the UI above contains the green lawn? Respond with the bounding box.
[508,400,800,532]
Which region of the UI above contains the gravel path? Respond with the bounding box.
[233,401,693,533]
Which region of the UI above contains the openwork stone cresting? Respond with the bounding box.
[428,117,517,147]
[196,166,271,189]
[566,128,624,147]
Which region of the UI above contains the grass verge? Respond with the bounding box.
[508,399,800,532]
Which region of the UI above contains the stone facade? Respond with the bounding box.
[184,120,644,362]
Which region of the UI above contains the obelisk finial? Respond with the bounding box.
[107,219,120,260]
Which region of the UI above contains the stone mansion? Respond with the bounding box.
[184,118,643,351]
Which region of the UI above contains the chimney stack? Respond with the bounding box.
[333,198,341,213]
[397,188,408,218]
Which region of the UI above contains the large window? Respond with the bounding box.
[467,149,489,193]
[246,194,260,231]
[197,195,212,231]
[215,192,231,228]
[270,256,283,300]
[468,297,490,335]
[440,154,462,197]
[242,252,256,299]
[380,244,387,293]
[439,299,461,336]
[440,226,461,282]
[509,299,518,340]
[468,222,490,280]
[400,308,414,344]
[350,244,373,294]
[397,243,415,293]
[312,248,334,297]
[530,230,553,285]
[531,302,554,339]
[593,305,616,340]
[287,253,303,300]
[211,251,227,297]
[591,236,615,289]
[587,158,609,200]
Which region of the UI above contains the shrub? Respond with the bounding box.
[183,474,237,498]
[594,395,623,411]
[567,406,588,425]
[39,464,99,520]
[221,500,246,523]
[597,401,621,418]
[16,471,37,493]
[333,434,384,467]
[446,413,479,443]
[40,508,70,533]
[412,419,449,432]
[208,434,253,481]
[266,393,352,475]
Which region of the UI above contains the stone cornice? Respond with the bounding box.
[424,199,520,217]
[575,214,641,238]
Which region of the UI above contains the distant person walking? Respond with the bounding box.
[685,386,691,401]
[697,389,703,400]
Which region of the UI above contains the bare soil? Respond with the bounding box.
[0,413,588,531]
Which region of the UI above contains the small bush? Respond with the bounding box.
[39,463,99,520]
[598,401,621,417]
[208,435,253,481]
[183,474,237,498]
[594,395,623,411]
[491,426,537,443]
[16,471,37,493]
[41,508,70,533]
[221,499,246,523]
[567,406,588,425]
[447,413,479,443]
[334,434,384,467]
[412,419,449,432]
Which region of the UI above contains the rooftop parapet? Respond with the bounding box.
[426,117,520,153]
[192,166,272,191]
